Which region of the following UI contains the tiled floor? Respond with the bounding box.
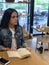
[25,37,49,65]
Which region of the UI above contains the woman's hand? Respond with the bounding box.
[5,48,11,51]
[26,47,31,52]
[2,48,10,51]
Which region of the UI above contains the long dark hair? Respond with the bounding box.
[1,8,19,28]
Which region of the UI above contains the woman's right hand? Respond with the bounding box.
[2,48,10,51]
[2,48,17,51]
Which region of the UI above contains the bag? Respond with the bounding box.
[38,46,43,54]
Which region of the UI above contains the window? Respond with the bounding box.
[0,0,30,32]
[33,0,48,34]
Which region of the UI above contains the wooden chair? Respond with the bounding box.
[22,25,33,40]
[36,34,49,56]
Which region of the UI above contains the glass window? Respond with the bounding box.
[0,2,29,31]
[33,0,48,34]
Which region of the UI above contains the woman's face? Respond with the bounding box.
[9,11,18,27]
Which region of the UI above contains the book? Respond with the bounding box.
[7,48,31,59]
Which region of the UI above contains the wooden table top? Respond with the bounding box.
[0,50,47,65]
[33,26,49,32]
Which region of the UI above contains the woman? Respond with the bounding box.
[0,8,31,51]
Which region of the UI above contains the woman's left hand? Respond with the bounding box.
[26,47,31,52]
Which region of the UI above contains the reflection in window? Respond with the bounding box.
[0,0,28,2]
[33,0,48,34]
[0,2,28,31]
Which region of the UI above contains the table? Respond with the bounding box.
[0,50,47,65]
[33,26,49,55]
[33,26,49,33]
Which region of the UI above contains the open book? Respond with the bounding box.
[7,48,31,59]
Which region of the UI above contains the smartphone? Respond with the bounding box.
[0,57,10,65]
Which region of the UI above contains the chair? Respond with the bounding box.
[22,25,33,40]
[36,34,49,55]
